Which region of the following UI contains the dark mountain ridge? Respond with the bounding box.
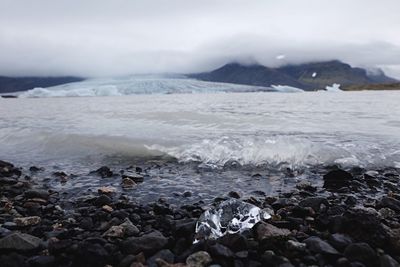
[0,76,84,94]
[190,60,398,91]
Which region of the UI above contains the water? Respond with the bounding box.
[1,89,400,202]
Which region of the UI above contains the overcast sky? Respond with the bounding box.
[1,0,400,78]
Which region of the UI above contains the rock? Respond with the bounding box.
[217,233,248,252]
[103,225,124,238]
[344,243,377,267]
[14,216,41,227]
[27,255,56,267]
[103,218,139,238]
[29,166,44,172]
[24,189,49,200]
[0,252,28,267]
[122,172,144,183]
[79,217,94,230]
[323,169,353,189]
[304,236,340,255]
[377,197,400,212]
[256,222,291,240]
[186,251,212,267]
[228,191,241,199]
[272,198,297,210]
[379,208,396,219]
[98,186,116,195]
[122,230,168,256]
[380,254,400,267]
[122,178,136,188]
[299,197,329,212]
[0,177,18,185]
[182,191,192,197]
[0,232,42,251]
[94,194,112,206]
[209,243,234,258]
[93,166,113,178]
[120,218,140,236]
[102,205,114,213]
[147,249,175,267]
[329,233,353,251]
[74,240,110,267]
[286,240,306,252]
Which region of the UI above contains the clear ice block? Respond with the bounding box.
[194,199,271,242]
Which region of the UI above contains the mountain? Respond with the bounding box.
[190,61,398,91]
[190,63,304,89]
[0,76,84,94]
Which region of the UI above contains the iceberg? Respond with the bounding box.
[194,199,271,243]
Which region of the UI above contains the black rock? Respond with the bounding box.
[24,189,50,200]
[0,232,42,251]
[299,197,329,212]
[79,217,94,230]
[377,197,400,212]
[209,243,235,258]
[329,233,353,251]
[94,194,112,206]
[380,254,400,267]
[146,249,175,267]
[323,169,353,189]
[74,241,110,267]
[29,166,44,172]
[0,252,28,267]
[303,236,340,255]
[217,233,248,252]
[122,230,168,256]
[92,166,113,178]
[344,243,377,267]
[27,255,56,267]
[228,191,241,199]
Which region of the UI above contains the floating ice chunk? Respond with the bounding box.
[271,85,304,92]
[276,54,286,60]
[325,83,342,92]
[312,72,317,78]
[194,199,270,243]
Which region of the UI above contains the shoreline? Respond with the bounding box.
[1,160,400,267]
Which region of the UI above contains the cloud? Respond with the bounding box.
[1,0,400,78]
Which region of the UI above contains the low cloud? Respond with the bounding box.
[1,0,400,78]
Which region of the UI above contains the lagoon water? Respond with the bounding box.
[1,86,400,201]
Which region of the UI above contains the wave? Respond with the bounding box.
[18,75,304,98]
[2,130,399,170]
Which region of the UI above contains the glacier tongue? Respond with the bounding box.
[194,199,271,243]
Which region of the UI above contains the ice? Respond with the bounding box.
[194,199,271,243]
[276,54,286,60]
[325,83,342,92]
[271,85,304,92]
[312,72,317,78]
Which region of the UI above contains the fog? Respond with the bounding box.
[1,0,400,78]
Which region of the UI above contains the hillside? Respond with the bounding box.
[191,61,398,91]
[0,76,84,93]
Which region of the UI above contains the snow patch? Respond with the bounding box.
[271,85,304,92]
[312,72,317,78]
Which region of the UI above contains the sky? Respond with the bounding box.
[1,0,400,78]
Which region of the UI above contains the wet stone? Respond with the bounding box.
[0,232,42,251]
[14,216,41,227]
[304,236,340,255]
[186,251,212,267]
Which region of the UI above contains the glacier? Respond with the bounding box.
[18,75,304,98]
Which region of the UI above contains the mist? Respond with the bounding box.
[1,0,400,78]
